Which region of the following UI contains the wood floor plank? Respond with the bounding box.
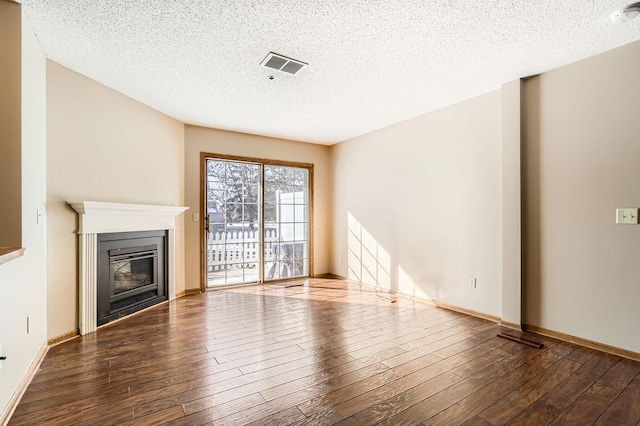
[160,392,266,425]
[551,358,640,425]
[246,405,307,426]
[505,352,621,425]
[291,407,345,425]
[422,342,573,425]
[333,343,504,420]
[478,356,583,425]
[461,416,494,426]
[295,352,443,417]
[377,342,563,425]
[593,372,640,425]
[8,279,640,425]
[335,372,462,426]
[259,347,403,402]
[211,362,393,425]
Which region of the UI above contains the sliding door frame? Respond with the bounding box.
[200,152,314,292]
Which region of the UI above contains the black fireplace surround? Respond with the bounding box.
[97,230,168,326]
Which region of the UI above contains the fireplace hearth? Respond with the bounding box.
[97,231,167,326]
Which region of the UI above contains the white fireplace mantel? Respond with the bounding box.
[68,201,188,335]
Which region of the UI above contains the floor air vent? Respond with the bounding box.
[260,52,307,75]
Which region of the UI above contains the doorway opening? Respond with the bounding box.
[201,154,313,289]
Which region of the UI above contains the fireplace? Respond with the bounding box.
[69,201,188,335]
[97,231,167,326]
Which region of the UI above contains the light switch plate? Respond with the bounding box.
[616,208,639,224]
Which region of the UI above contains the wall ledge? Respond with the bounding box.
[0,247,25,266]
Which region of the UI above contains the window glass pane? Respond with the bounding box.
[264,203,277,223]
[293,241,308,259]
[225,162,242,182]
[278,204,295,222]
[244,226,260,242]
[279,260,296,278]
[264,241,278,263]
[264,190,277,205]
[224,189,242,205]
[293,186,308,205]
[243,164,260,183]
[225,269,244,284]
[265,261,280,280]
[277,187,295,202]
[208,189,225,209]
[207,161,226,182]
[244,184,259,203]
[243,243,260,263]
[279,223,295,242]
[209,210,226,226]
[243,204,259,225]
[225,243,243,262]
[243,263,259,283]
[264,226,278,245]
[294,223,307,241]
[208,272,226,287]
[224,203,242,223]
[293,169,307,186]
[207,244,226,265]
[294,205,308,223]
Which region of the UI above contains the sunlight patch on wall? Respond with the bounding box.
[398,266,431,300]
[348,212,431,300]
[347,212,391,290]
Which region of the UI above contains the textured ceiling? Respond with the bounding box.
[21,1,640,144]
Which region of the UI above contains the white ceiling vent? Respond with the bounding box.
[260,52,308,76]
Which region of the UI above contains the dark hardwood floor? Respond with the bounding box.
[9,278,640,425]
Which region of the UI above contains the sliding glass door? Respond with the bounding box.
[204,157,311,288]
[263,166,309,281]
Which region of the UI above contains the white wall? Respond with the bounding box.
[46,61,185,340]
[0,7,48,420]
[184,125,332,290]
[331,90,503,318]
[523,40,640,353]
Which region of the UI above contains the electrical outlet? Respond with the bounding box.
[468,278,476,289]
[616,208,638,224]
[192,213,199,222]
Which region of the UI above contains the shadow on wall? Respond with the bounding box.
[522,76,542,327]
[347,212,431,301]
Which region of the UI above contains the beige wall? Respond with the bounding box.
[0,7,47,420]
[46,61,185,339]
[523,40,640,353]
[184,125,332,289]
[0,0,22,248]
[330,90,503,317]
[501,80,523,326]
